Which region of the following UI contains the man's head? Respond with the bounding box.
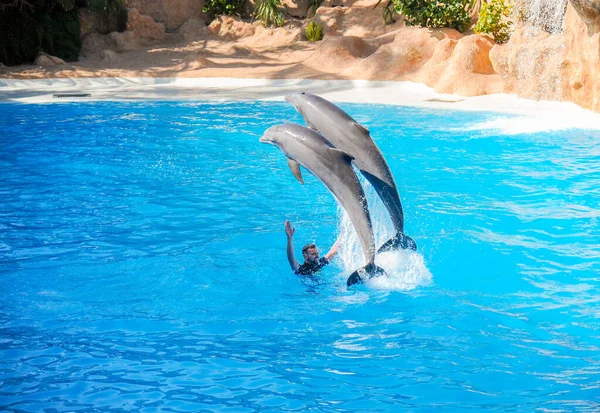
[302,243,319,263]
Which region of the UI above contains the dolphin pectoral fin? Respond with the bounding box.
[377,233,417,253]
[352,122,370,135]
[346,263,387,286]
[287,158,304,184]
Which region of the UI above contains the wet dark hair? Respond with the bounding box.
[302,243,317,254]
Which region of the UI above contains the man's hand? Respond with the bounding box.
[285,220,296,238]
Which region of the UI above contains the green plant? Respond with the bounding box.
[202,0,247,18]
[254,0,285,27]
[305,21,323,41]
[393,0,473,32]
[474,0,512,43]
[308,0,321,14]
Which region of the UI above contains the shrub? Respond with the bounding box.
[254,0,285,27]
[87,0,128,32]
[0,0,82,66]
[474,0,512,44]
[202,0,247,18]
[393,0,473,32]
[305,21,323,41]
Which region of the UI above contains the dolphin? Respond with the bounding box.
[260,123,384,286]
[285,92,416,253]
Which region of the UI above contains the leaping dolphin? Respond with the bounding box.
[285,92,416,253]
[260,123,384,286]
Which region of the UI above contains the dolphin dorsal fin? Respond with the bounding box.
[329,148,355,163]
[287,158,304,184]
[352,122,370,135]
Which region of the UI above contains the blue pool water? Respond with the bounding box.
[1,100,599,412]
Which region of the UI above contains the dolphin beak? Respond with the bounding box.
[259,135,272,144]
[284,95,292,103]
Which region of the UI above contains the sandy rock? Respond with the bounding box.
[82,32,113,55]
[127,8,165,42]
[99,49,118,62]
[336,4,388,37]
[34,53,66,67]
[313,7,345,35]
[179,18,207,42]
[489,2,600,111]
[244,24,303,48]
[208,16,256,39]
[282,0,310,18]
[489,25,566,100]
[570,0,600,28]
[321,0,345,6]
[304,35,375,73]
[427,35,500,96]
[561,2,600,111]
[345,27,447,80]
[108,31,138,52]
[452,35,496,75]
[126,0,205,31]
[175,53,215,70]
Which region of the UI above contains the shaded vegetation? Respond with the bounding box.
[0,0,81,65]
[0,0,126,66]
[308,0,321,15]
[87,0,127,33]
[202,0,247,18]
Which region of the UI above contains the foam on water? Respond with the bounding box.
[335,177,432,291]
[460,113,600,135]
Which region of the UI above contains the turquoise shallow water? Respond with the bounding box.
[1,100,599,412]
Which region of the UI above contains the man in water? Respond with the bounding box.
[285,220,340,276]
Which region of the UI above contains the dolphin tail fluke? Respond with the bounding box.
[377,233,417,253]
[346,263,386,287]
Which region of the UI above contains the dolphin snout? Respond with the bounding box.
[284,92,306,107]
[260,127,278,144]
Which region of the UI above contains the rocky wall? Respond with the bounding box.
[490,0,600,112]
[126,0,207,31]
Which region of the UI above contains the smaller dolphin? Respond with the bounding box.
[260,123,384,286]
[285,92,416,253]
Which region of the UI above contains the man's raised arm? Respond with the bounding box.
[285,220,300,271]
[324,234,342,261]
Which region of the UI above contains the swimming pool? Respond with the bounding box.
[1,100,599,412]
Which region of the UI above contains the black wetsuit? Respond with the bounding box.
[295,257,329,276]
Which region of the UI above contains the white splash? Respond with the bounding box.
[335,177,432,291]
[523,0,568,34]
[461,110,600,135]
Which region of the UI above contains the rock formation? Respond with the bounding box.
[126,0,207,30]
[490,0,600,112]
[34,53,66,67]
[2,0,600,113]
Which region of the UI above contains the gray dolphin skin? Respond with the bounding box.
[260,123,384,285]
[285,92,416,253]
